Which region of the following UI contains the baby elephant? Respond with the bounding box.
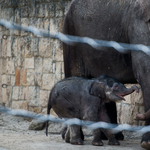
[46,75,139,146]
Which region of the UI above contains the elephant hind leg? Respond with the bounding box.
[92,129,103,146]
[70,125,84,145]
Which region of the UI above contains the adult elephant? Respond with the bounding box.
[62,0,150,149]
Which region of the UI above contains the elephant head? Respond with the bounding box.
[90,75,139,102]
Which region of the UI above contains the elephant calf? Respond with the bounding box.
[46,75,139,146]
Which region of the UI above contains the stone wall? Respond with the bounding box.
[0,0,145,126]
[0,0,71,114]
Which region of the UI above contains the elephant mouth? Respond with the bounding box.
[116,94,127,101]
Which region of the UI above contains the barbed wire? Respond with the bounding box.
[0,19,150,55]
[0,106,149,134]
[0,19,150,134]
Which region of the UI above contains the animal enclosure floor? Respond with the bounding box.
[0,113,145,150]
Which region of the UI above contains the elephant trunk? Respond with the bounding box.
[124,85,139,95]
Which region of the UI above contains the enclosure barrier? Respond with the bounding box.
[0,106,149,134]
[0,19,149,134]
[0,19,150,55]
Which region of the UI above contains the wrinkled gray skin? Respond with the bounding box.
[46,75,139,146]
[63,0,150,149]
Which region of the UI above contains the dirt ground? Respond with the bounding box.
[0,113,146,150]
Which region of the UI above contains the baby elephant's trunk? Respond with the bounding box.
[129,85,139,94]
[124,85,139,95]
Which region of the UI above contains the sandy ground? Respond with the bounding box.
[0,113,146,150]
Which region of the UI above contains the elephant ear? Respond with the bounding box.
[89,81,106,99]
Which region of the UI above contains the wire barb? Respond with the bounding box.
[0,106,148,134]
[0,19,150,55]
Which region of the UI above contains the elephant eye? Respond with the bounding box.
[112,83,119,90]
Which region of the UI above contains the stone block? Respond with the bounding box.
[62,62,64,74]
[50,18,59,32]
[35,57,42,86]
[6,58,15,75]
[14,8,21,36]
[35,57,42,72]
[11,76,15,86]
[21,69,27,86]
[48,3,55,18]
[39,38,50,57]
[28,0,36,17]
[36,4,45,18]
[120,104,139,125]
[55,3,63,17]
[12,37,18,57]
[2,39,7,58]
[31,38,38,55]
[52,39,63,61]
[43,58,53,73]
[21,6,29,18]
[14,8,21,24]
[29,119,46,130]
[12,86,19,100]
[58,18,63,32]
[6,36,12,57]
[19,87,27,100]
[116,102,121,124]
[2,8,14,22]
[29,107,42,113]
[2,75,11,86]
[24,37,32,57]
[55,62,63,82]
[15,68,20,86]
[28,86,40,107]
[37,18,44,30]
[17,0,26,7]
[2,88,8,104]
[17,38,25,67]
[44,19,50,30]
[25,58,34,69]
[27,69,35,86]
[2,59,7,74]
[21,18,30,36]
[12,101,28,110]
[39,90,49,108]
[42,74,55,90]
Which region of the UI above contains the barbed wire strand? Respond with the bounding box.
[0,19,150,134]
[0,19,150,55]
[0,106,149,134]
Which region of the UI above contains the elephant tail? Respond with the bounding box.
[46,92,52,136]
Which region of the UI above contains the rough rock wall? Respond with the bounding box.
[0,0,71,114]
[0,0,145,126]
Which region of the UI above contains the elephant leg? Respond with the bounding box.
[140,89,150,149]
[62,125,84,141]
[70,125,83,145]
[61,126,67,140]
[99,105,120,145]
[92,129,103,146]
[132,52,150,149]
[102,102,124,140]
[65,126,70,143]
